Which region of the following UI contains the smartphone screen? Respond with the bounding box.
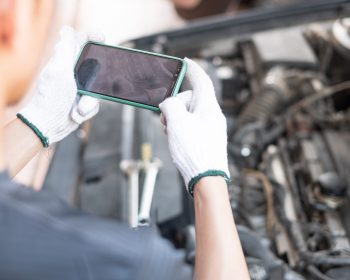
[74,43,183,107]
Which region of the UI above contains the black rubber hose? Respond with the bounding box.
[237,225,276,263]
[307,265,334,280]
[238,87,286,127]
[300,252,350,266]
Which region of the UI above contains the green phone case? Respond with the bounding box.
[74,42,187,112]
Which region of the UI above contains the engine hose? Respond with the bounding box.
[237,67,301,127]
[264,179,350,268]
[237,225,276,263]
[300,251,350,266]
[307,265,334,280]
[237,88,284,127]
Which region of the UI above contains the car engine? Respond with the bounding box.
[200,18,350,280]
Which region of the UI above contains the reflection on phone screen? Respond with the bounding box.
[75,44,181,107]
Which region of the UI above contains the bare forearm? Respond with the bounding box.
[4,118,43,177]
[194,177,250,280]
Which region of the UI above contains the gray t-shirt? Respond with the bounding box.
[0,172,192,280]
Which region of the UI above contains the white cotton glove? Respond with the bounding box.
[17,26,104,147]
[159,58,230,196]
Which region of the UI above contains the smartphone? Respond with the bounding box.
[74,42,187,112]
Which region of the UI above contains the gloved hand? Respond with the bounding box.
[17,26,104,147]
[159,58,230,196]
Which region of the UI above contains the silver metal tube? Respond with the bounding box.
[120,160,141,228]
[128,169,139,228]
[138,159,162,225]
[120,106,135,223]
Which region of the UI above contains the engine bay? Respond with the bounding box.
[187,17,350,280]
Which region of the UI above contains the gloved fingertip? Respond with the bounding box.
[56,26,90,59]
[176,90,193,111]
[77,96,100,116]
[179,90,192,95]
[87,31,105,43]
[158,97,174,113]
[71,101,99,124]
[59,26,75,37]
[159,95,186,110]
[54,26,77,55]
[162,124,167,135]
[183,57,196,68]
[160,113,166,126]
[184,57,191,63]
[158,99,167,112]
[70,107,80,124]
[185,57,212,81]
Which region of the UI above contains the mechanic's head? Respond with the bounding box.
[0,0,53,105]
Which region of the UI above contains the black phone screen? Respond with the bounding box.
[74,43,183,107]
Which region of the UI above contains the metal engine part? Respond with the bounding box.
[224,19,350,280]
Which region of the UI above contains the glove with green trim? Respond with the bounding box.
[159,58,230,196]
[17,26,104,147]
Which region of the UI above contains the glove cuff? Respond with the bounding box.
[17,113,49,148]
[188,170,231,197]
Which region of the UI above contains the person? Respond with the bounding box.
[0,0,250,279]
